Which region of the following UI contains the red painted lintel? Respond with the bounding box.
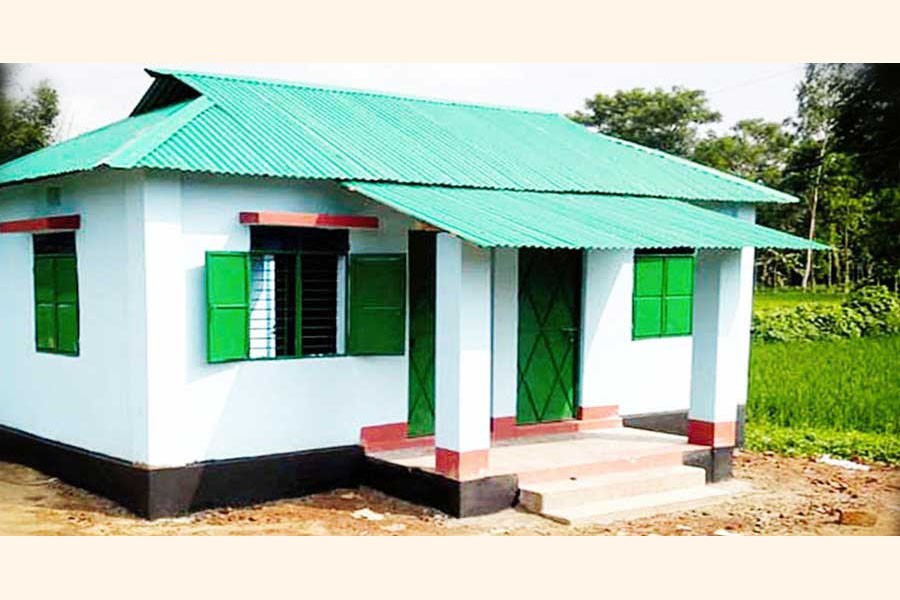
[239,211,379,230]
[0,215,81,234]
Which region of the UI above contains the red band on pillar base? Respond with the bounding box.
[687,419,736,447]
[435,448,489,480]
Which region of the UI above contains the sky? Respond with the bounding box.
[7,63,806,142]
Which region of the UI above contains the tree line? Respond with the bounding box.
[572,64,900,291]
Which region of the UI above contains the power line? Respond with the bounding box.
[710,65,804,95]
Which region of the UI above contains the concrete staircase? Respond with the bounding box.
[519,465,734,525]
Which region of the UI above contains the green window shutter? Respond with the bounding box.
[665,256,694,295]
[633,255,664,338]
[663,296,692,335]
[206,252,250,363]
[633,296,663,338]
[633,253,694,339]
[347,254,406,356]
[634,256,664,296]
[663,256,693,336]
[34,256,57,351]
[54,257,80,354]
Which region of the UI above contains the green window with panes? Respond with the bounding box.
[632,251,694,339]
[205,227,406,363]
[33,232,80,355]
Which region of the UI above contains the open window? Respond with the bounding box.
[206,225,405,363]
[247,226,347,359]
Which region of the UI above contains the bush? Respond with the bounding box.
[745,423,900,465]
[752,285,900,342]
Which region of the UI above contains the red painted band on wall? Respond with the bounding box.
[0,215,81,234]
[239,211,379,229]
[687,419,736,447]
[577,405,619,420]
[491,405,621,441]
[360,422,434,453]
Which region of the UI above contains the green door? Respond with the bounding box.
[517,249,582,424]
[407,231,437,437]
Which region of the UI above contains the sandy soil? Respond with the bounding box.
[0,451,897,535]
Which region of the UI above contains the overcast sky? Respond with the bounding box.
[7,63,805,142]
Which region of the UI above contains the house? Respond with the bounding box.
[0,69,824,519]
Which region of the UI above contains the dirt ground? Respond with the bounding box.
[0,450,897,535]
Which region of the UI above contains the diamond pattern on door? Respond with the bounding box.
[407,232,437,437]
[517,249,582,424]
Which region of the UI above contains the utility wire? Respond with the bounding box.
[710,65,804,94]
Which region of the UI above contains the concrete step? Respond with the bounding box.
[519,465,707,513]
[528,483,737,526]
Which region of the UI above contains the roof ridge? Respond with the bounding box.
[557,118,796,202]
[151,67,561,116]
[105,97,213,167]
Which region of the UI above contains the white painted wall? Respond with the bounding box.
[579,204,757,417]
[434,235,492,453]
[0,171,149,462]
[144,174,416,466]
[579,249,693,415]
[0,170,761,466]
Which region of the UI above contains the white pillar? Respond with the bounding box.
[579,249,630,421]
[434,234,492,479]
[688,249,751,447]
[490,248,518,434]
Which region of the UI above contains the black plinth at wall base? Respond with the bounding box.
[683,447,734,483]
[0,423,518,520]
[144,446,363,519]
[0,423,362,519]
[623,405,748,448]
[362,456,519,518]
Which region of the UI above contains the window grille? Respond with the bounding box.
[249,254,299,358]
[246,228,348,358]
[300,253,343,356]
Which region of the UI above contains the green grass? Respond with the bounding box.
[749,336,900,435]
[753,287,846,312]
[747,288,899,464]
[745,423,900,465]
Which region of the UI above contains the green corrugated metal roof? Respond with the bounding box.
[0,100,198,186]
[0,68,797,204]
[346,182,827,250]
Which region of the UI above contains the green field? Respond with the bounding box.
[747,287,900,464]
[749,336,900,434]
[753,287,846,312]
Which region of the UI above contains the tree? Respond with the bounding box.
[693,118,794,187]
[570,86,721,157]
[833,64,900,188]
[793,64,847,289]
[832,64,900,286]
[0,78,60,165]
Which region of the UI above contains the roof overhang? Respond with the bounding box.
[344,182,827,251]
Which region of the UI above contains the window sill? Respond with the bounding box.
[36,349,80,357]
[632,333,692,341]
[208,352,405,365]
